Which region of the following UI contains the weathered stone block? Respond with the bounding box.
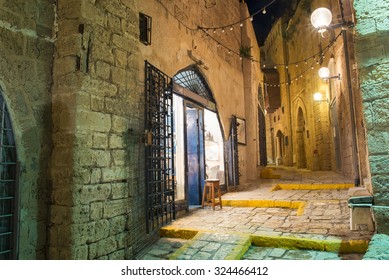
[372,207,389,234]
[58,0,82,19]
[109,134,124,149]
[108,13,122,31]
[81,1,106,27]
[116,232,130,249]
[109,249,125,260]
[56,34,82,57]
[91,168,102,184]
[92,132,108,148]
[95,236,118,257]
[74,184,111,205]
[70,222,96,245]
[111,66,127,86]
[90,202,103,220]
[110,215,127,235]
[103,198,130,218]
[72,205,91,223]
[114,49,128,68]
[74,148,111,167]
[91,41,114,64]
[74,132,93,147]
[112,150,127,166]
[95,60,111,80]
[95,219,110,241]
[76,110,111,132]
[91,95,105,111]
[51,205,71,224]
[366,131,389,154]
[52,148,73,167]
[82,77,118,97]
[363,234,389,259]
[112,115,128,133]
[0,25,24,55]
[111,182,129,199]
[112,34,134,51]
[73,168,91,184]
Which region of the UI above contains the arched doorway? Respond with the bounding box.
[173,67,225,210]
[296,107,307,168]
[0,93,18,260]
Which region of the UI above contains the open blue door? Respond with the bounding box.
[185,105,205,206]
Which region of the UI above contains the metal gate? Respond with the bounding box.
[0,94,18,260]
[144,61,175,234]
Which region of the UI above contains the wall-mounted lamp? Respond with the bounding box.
[310,7,332,34]
[318,66,340,80]
[313,92,323,101]
[313,92,328,103]
[310,7,354,37]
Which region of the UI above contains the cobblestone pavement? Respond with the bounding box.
[137,169,374,260]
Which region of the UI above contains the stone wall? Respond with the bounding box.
[262,0,369,181]
[0,0,54,259]
[138,0,261,182]
[354,0,389,233]
[50,0,144,259]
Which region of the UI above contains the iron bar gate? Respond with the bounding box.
[0,94,18,260]
[144,61,175,234]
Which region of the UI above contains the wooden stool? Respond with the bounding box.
[202,179,222,210]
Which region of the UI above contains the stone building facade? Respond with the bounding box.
[354,0,389,233]
[0,0,262,259]
[262,0,370,185]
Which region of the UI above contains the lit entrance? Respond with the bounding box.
[173,68,225,210]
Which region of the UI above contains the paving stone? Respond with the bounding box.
[269,248,286,258]
[201,242,221,253]
[192,251,212,260]
[188,240,209,249]
[282,250,318,260]
[242,247,272,260]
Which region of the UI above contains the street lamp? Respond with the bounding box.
[318,66,340,80]
[310,6,360,186]
[310,7,332,34]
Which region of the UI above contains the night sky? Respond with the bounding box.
[245,0,299,46]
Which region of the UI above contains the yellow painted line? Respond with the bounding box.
[159,227,369,255]
[271,183,355,191]
[222,199,306,216]
[159,226,199,240]
[250,235,369,254]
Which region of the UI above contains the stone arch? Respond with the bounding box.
[0,67,52,259]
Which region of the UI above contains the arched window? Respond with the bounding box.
[0,93,18,260]
[173,68,215,103]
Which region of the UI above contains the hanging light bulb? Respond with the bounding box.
[222,28,225,33]
[213,29,216,33]
[262,8,267,14]
[250,16,254,21]
[230,26,234,31]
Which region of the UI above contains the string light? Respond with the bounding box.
[262,8,267,15]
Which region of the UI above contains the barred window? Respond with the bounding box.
[0,93,18,260]
[139,13,152,45]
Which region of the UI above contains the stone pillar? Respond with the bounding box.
[354,0,389,233]
[50,0,144,259]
